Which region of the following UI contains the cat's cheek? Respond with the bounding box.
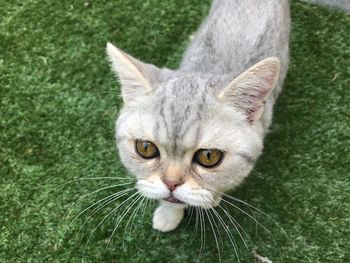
[194,166,230,191]
[136,175,169,200]
[173,178,218,208]
[194,158,253,193]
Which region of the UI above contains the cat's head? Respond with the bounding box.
[107,43,280,209]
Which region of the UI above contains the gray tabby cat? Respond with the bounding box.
[107,0,347,233]
[106,0,290,232]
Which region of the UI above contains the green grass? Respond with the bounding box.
[1,0,349,262]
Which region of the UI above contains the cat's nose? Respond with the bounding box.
[163,179,183,192]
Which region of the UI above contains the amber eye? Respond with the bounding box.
[193,149,223,168]
[135,140,159,159]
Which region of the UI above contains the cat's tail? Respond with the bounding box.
[303,0,350,12]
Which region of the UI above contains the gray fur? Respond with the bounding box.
[305,0,350,12]
[181,0,290,129]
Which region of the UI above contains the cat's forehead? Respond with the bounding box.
[157,73,209,96]
[150,76,212,154]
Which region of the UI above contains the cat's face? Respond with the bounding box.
[116,76,263,208]
[107,43,280,209]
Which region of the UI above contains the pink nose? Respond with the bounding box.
[163,180,183,192]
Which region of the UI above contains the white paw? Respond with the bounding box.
[152,205,184,232]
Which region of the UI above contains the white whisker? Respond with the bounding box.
[198,207,206,259]
[59,184,134,245]
[204,208,222,263]
[210,207,241,263]
[184,206,194,230]
[83,191,140,256]
[213,191,293,261]
[122,196,146,249]
[140,198,151,238]
[217,204,251,251]
[53,176,133,192]
[63,182,134,221]
[222,192,293,245]
[106,194,143,248]
[190,206,199,244]
[74,188,135,241]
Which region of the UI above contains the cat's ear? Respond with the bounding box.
[106,42,160,104]
[217,57,280,123]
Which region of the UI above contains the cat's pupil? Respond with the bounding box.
[143,142,149,151]
[206,151,211,160]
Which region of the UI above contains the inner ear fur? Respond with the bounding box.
[106,42,160,104]
[217,57,280,123]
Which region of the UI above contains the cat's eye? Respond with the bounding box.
[135,140,160,159]
[193,149,223,168]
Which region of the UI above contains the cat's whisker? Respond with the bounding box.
[204,208,222,263]
[203,196,226,261]
[220,192,293,246]
[107,194,143,248]
[210,207,241,263]
[197,207,206,260]
[184,206,194,230]
[217,204,252,251]
[94,90,121,96]
[83,185,148,245]
[83,191,140,256]
[220,198,272,234]
[196,207,202,262]
[221,197,287,260]
[63,182,134,221]
[59,184,135,246]
[52,176,133,193]
[122,196,146,249]
[209,190,293,262]
[191,189,281,261]
[88,188,135,218]
[74,188,136,241]
[140,198,151,239]
[128,197,147,233]
[205,189,271,233]
[62,188,134,242]
[201,207,207,258]
[190,206,199,244]
[226,193,291,235]
[222,193,295,261]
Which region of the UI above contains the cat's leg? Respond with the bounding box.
[152,202,185,232]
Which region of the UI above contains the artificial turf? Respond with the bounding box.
[1,0,349,262]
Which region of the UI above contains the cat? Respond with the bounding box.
[106,0,290,232]
[106,0,349,234]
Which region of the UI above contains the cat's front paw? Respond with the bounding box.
[152,205,184,232]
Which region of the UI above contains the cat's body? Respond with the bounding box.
[107,0,291,232]
[181,0,290,132]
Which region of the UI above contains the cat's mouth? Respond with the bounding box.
[163,195,184,204]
